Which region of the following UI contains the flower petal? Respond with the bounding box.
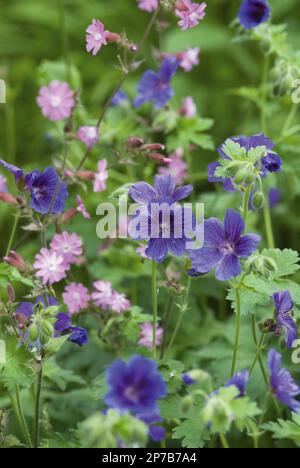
[235,234,261,257]
[172,184,193,202]
[224,209,245,243]
[204,218,225,247]
[146,239,168,263]
[215,254,241,281]
[129,182,156,203]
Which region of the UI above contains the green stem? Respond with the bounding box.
[11,386,33,448]
[261,55,269,135]
[165,276,192,357]
[242,187,251,231]
[34,364,43,448]
[152,261,158,359]
[5,211,20,256]
[263,197,275,249]
[220,433,229,449]
[249,316,269,388]
[281,103,298,137]
[160,295,174,359]
[230,284,241,377]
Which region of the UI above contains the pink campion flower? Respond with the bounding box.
[63,282,90,315]
[174,1,207,31]
[86,20,109,55]
[77,126,99,149]
[159,148,188,185]
[136,243,150,259]
[34,248,67,285]
[37,80,75,121]
[93,160,108,193]
[180,96,197,117]
[139,322,164,350]
[76,195,91,219]
[0,174,7,192]
[137,0,158,12]
[110,292,132,314]
[180,47,200,72]
[92,280,114,310]
[50,231,83,266]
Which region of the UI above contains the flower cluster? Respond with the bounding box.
[91,281,132,314]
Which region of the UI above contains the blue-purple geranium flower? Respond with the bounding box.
[225,369,249,397]
[54,312,88,346]
[208,133,282,192]
[129,174,192,205]
[25,167,68,214]
[111,90,128,106]
[104,355,167,416]
[133,57,179,108]
[239,0,271,30]
[0,160,68,214]
[189,209,261,281]
[268,349,300,413]
[130,203,195,263]
[273,291,298,349]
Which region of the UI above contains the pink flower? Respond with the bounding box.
[175,1,207,31]
[37,80,75,121]
[180,96,197,117]
[86,20,109,55]
[110,292,131,314]
[92,280,114,310]
[76,195,91,219]
[159,148,188,185]
[34,248,67,285]
[77,126,99,149]
[137,0,158,12]
[93,160,108,193]
[0,174,7,192]
[180,47,200,72]
[63,282,90,315]
[139,322,164,350]
[50,231,83,266]
[136,244,150,259]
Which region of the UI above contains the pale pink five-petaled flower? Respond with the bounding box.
[180,47,200,72]
[159,148,188,185]
[77,126,99,149]
[76,195,91,220]
[175,1,207,31]
[93,160,108,193]
[63,282,90,315]
[86,20,109,55]
[37,80,75,121]
[180,96,197,117]
[92,281,114,310]
[34,248,67,285]
[137,0,158,12]
[139,322,164,350]
[50,231,83,267]
[109,292,132,314]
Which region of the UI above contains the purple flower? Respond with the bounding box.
[25,168,68,214]
[129,174,192,205]
[225,370,249,397]
[68,327,89,346]
[0,160,24,182]
[239,0,271,30]
[14,302,34,324]
[130,203,195,263]
[139,410,166,442]
[36,295,58,308]
[189,209,261,281]
[104,355,167,415]
[208,134,280,191]
[54,312,88,346]
[273,291,298,349]
[111,90,128,106]
[182,373,197,385]
[261,153,282,173]
[269,188,281,208]
[133,58,179,109]
[268,349,300,412]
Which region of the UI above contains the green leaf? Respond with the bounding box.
[43,358,85,391]
[263,413,300,447]
[172,418,209,448]
[0,337,35,391]
[261,249,300,278]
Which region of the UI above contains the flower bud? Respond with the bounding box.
[42,320,54,337]
[226,161,243,177]
[29,324,39,342]
[168,281,185,296]
[126,136,145,149]
[0,192,19,205]
[77,171,95,180]
[4,251,28,272]
[251,191,265,210]
[202,395,232,432]
[61,208,78,224]
[181,395,194,413]
[147,153,171,165]
[235,167,254,185]
[142,143,165,151]
[7,284,15,303]
[259,318,276,334]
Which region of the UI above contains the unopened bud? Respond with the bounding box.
[29,324,39,341]
[126,136,145,149]
[142,143,165,151]
[181,395,194,413]
[106,32,121,43]
[61,208,78,224]
[235,167,254,185]
[7,284,15,303]
[252,191,265,210]
[0,192,19,205]
[42,320,54,337]
[76,171,95,180]
[4,251,27,272]
[168,282,185,296]
[259,318,276,334]
[147,153,171,165]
